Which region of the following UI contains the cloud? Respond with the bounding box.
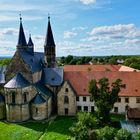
[90,24,135,35]
[0,28,18,36]
[79,0,96,5]
[81,24,140,42]
[72,26,87,31]
[63,31,77,39]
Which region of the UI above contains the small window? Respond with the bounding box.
[84,106,88,111]
[83,97,86,102]
[64,96,69,104]
[136,98,140,103]
[125,98,129,103]
[76,97,79,101]
[77,106,81,111]
[51,77,55,81]
[91,106,94,112]
[36,108,39,114]
[114,107,118,113]
[65,88,68,92]
[118,98,121,103]
[12,92,15,104]
[23,93,27,103]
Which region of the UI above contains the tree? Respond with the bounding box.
[97,126,117,140]
[65,55,73,64]
[115,129,132,140]
[70,112,97,140]
[88,77,125,124]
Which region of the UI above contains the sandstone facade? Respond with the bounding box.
[57,81,76,116]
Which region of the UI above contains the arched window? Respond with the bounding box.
[23,93,27,103]
[36,108,39,114]
[64,96,69,104]
[12,92,15,104]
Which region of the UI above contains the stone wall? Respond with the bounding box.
[57,81,76,116]
[48,97,52,118]
[31,102,47,120]
[0,102,5,119]
[4,86,37,104]
[4,86,37,122]
[5,51,33,83]
[6,104,30,122]
[32,71,42,83]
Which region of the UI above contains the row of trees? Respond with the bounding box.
[58,55,140,70]
[58,55,92,65]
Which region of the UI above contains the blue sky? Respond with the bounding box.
[0,0,140,56]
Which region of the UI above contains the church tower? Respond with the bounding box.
[44,16,56,68]
[16,15,27,50]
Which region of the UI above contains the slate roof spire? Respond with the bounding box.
[17,13,27,48]
[28,34,34,46]
[44,15,55,47]
[27,33,34,55]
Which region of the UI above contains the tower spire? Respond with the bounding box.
[27,33,34,55]
[17,13,27,49]
[44,15,56,68]
[44,15,55,47]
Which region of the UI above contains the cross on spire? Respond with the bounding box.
[48,13,50,21]
[19,12,22,22]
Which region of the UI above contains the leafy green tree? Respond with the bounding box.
[0,58,11,66]
[97,126,117,140]
[60,56,65,64]
[115,129,132,140]
[65,55,73,64]
[70,112,97,140]
[76,60,82,65]
[88,78,125,124]
[133,131,140,140]
[69,59,77,65]
[85,56,92,64]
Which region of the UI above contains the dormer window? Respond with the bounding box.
[51,77,55,81]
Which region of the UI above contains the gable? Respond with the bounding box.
[5,51,32,82]
[58,80,76,96]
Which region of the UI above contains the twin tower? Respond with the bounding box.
[17,16,56,68]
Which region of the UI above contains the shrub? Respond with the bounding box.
[133,131,140,140]
[69,112,97,140]
[115,128,132,140]
[97,126,117,140]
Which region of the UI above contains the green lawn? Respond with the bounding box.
[0,114,125,140]
[0,117,75,140]
[40,117,75,140]
[0,121,47,140]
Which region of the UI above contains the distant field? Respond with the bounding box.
[0,117,75,140]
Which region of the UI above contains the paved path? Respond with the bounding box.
[120,120,140,132]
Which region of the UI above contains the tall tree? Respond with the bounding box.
[88,77,125,124]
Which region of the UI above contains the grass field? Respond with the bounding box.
[0,117,75,140]
[0,114,125,140]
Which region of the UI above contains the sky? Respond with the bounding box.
[0,0,140,57]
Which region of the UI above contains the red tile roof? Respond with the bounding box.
[64,65,121,72]
[64,65,140,97]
